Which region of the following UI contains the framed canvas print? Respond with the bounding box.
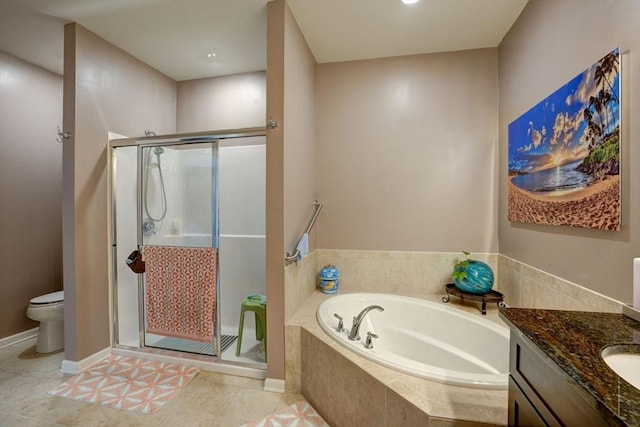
[508,48,620,231]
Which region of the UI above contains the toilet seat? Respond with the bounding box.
[30,291,64,305]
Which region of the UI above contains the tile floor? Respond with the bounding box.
[0,338,304,426]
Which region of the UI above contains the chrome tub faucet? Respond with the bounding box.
[348,305,384,341]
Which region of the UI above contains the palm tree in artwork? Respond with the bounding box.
[598,89,612,134]
[595,51,620,104]
[588,95,605,144]
[582,51,620,147]
[576,50,620,179]
[582,107,602,150]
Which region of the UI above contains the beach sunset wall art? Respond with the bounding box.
[508,48,621,231]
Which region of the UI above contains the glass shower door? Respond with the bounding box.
[140,141,220,356]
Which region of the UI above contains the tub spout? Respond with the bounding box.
[348,305,384,341]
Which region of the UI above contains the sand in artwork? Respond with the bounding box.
[508,175,619,231]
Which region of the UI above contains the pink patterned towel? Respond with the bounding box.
[142,246,217,342]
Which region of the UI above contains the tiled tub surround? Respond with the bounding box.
[497,255,623,313]
[500,308,640,426]
[285,250,498,324]
[283,250,627,425]
[290,292,508,426]
[285,250,624,326]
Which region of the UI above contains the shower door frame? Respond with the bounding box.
[109,126,266,368]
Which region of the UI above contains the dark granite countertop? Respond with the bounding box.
[499,308,640,426]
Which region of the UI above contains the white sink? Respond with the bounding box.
[601,345,640,390]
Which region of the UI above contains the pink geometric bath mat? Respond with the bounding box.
[242,401,329,427]
[48,355,199,414]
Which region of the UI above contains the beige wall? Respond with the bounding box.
[316,49,499,253]
[0,52,63,339]
[266,0,318,380]
[266,0,286,379]
[176,71,266,133]
[283,3,318,255]
[63,24,176,361]
[498,0,640,304]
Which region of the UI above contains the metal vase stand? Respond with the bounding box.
[442,283,505,315]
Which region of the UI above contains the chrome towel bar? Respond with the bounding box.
[285,200,322,264]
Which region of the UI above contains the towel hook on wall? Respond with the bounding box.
[56,127,71,144]
[267,119,279,131]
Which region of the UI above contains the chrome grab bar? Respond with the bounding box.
[285,200,322,264]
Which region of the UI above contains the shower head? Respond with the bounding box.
[153,147,164,155]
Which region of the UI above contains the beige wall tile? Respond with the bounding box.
[284,325,301,393]
[386,388,429,426]
[431,386,507,425]
[301,331,330,413]
[429,417,499,427]
[498,255,623,312]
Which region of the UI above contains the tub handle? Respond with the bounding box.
[333,313,344,332]
[365,332,378,349]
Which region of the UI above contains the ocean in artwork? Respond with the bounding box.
[510,160,592,195]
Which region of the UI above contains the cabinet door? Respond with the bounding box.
[509,377,552,427]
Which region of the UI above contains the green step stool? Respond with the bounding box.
[235,294,267,359]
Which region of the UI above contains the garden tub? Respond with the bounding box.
[316,293,509,389]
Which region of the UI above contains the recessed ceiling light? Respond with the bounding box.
[402,0,419,4]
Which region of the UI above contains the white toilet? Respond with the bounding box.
[26,291,64,353]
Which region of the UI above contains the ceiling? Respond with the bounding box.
[0,0,528,82]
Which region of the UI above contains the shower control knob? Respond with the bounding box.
[142,218,156,236]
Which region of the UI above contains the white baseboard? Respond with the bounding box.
[61,347,111,374]
[263,377,285,393]
[0,328,38,350]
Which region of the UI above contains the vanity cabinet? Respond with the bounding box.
[508,331,609,427]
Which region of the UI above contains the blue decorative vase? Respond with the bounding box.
[453,260,494,295]
[319,265,340,294]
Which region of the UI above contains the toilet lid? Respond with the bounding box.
[30,291,64,305]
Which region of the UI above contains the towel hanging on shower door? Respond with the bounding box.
[142,246,217,343]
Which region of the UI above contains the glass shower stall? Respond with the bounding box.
[109,128,266,372]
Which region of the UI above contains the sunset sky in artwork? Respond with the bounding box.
[508,48,620,174]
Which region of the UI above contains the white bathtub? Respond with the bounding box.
[316,293,510,389]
